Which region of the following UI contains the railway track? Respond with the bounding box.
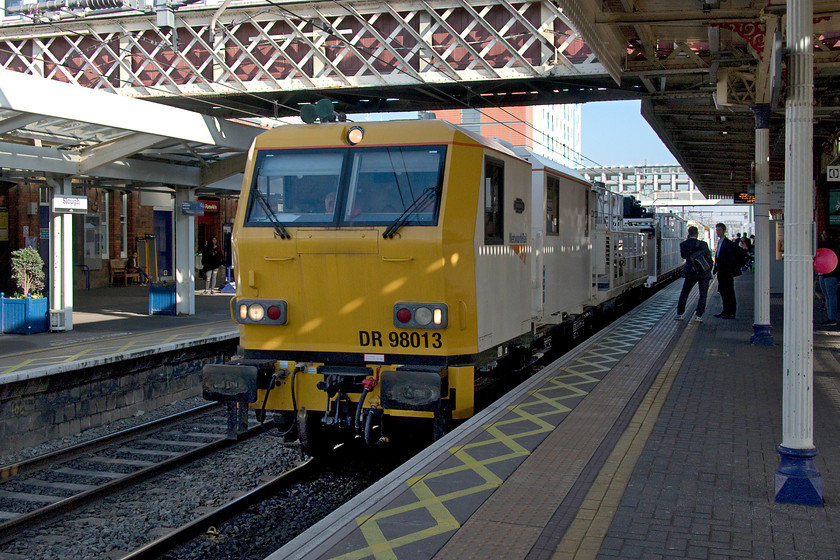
[120,458,317,560]
[119,439,419,560]
[0,402,268,542]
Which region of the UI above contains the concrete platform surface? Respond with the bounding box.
[0,285,237,381]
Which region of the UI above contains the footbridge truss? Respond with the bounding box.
[0,0,642,118]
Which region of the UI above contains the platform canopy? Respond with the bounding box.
[558,0,840,198]
[0,67,262,189]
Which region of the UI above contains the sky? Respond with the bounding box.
[580,100,678,168]
[353,100,679,169]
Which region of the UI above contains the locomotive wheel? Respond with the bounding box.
[297,407,335,456]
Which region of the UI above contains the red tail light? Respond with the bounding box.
[396,308,412,324]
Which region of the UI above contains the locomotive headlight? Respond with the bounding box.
[248,304,265,321]
[393,303,447,329]
[414,307,433,326]
[346,126,364,145]
[234,299,287,324]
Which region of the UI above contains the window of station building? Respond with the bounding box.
[545,176,559,236]
[484,158,504,245]
[461,108,481,133]
[117,191,128,258]
[100,191,109,260]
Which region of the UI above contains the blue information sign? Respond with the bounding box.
[181,201,205,216]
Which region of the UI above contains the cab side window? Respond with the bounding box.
[546,176,559,236]
[484,158,504,245]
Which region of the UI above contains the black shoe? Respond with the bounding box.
[819,319,838,327]
[713,313,726,318]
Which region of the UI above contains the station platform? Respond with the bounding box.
[0,285,237,382]
[272,274,840,560]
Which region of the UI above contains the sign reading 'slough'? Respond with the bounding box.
[51,194,88,214]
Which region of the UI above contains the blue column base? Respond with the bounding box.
[750,324,774,346]
[775,446,823,506]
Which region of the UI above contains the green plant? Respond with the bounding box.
[11,247,45,297]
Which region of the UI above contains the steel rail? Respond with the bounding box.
[0,402,222,481]
[119,458,317,560]
[0,406,268,543]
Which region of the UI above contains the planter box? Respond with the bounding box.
[0,295,49,335]
[149,283,177,316]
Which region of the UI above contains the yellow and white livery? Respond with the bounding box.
[202,119,683,453]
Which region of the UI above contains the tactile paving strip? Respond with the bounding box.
[316,291,679,560]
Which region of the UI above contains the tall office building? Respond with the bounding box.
[433,104,581,168]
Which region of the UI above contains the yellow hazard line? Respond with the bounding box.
[553,317,700,559]
[324,302,673,560]
[0,321,234,360]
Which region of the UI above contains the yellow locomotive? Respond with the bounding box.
[203,118,682,453]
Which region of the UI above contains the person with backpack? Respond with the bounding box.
[676,225,713,322]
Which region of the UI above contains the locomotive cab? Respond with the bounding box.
[203,119,494,453]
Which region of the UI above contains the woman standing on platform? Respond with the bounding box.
[201,237,224,294]
[817,230,839,327]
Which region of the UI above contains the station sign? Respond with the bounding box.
[733,192,755,204]
[181,201,205,216]
[733,184,755,204]
[828,166,840,182]
[51,194,88,214]
[768,181,784,210]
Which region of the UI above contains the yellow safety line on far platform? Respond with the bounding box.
[0,358,37,373]
[62,347,95,362]
[553,316,699,560]
[0,321,234,361]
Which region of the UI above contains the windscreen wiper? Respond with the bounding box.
[251,188,290,239]
[382,186,437,239]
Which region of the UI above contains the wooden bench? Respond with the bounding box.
[110,258,140,286]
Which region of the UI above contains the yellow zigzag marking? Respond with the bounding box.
[330,300,679,559]
[337,380,588,559]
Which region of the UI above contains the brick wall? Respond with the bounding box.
[0,339,238,455]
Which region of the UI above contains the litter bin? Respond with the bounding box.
[149,283,177,315]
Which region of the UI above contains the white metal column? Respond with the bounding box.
[751,104,772,345]
[776,0,822,506]
[174,188,196,315]
[48,176,73,331]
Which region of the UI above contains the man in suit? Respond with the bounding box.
[676,225,713,322]
[713,222,746,319]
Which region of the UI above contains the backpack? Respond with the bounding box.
[689,247,712,275]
